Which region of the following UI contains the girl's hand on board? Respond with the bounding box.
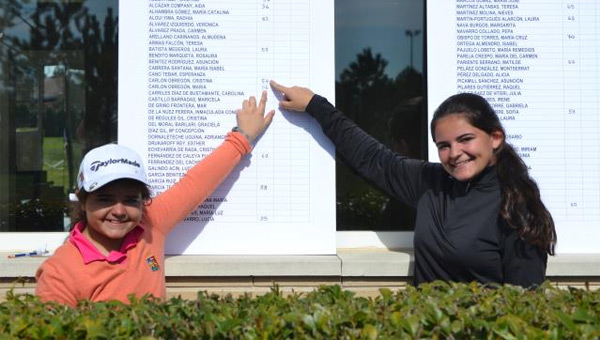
[236,90,275,143]
[270,80,315,112]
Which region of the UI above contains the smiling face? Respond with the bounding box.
[81,179,145,254]
[434,113,503,182]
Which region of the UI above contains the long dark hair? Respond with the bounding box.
[69,179,152,229]
[431,93,556,255]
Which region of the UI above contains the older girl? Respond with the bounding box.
[271,81,556,287]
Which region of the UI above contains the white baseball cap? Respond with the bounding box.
[77,143,148,192]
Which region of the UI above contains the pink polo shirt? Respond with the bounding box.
[70,221,143,264]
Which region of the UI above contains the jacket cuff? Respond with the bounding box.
[305,94,329,117]
[226,131,252,155]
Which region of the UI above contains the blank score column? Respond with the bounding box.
[289,0,311,223]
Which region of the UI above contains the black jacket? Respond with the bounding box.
[306,95,546,287]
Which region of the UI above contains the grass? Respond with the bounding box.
[42,137,82,193]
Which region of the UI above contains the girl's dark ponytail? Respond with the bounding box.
[495,142,556,254]
[432,93,556,254]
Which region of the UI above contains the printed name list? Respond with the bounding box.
[119,0,336,254]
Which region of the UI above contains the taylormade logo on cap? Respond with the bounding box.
[77,143,148,192]
[89,158,141,172]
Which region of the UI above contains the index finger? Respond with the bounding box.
[269,80,287,93]
[258,90,268,113]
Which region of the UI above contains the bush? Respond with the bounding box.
[1,282,599,339]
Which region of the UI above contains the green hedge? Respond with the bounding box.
[1,282,599,339]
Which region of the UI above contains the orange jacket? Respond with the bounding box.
[35,132,250,306]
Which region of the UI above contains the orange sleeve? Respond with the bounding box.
[35,260,78,307]
[146,132,251,234]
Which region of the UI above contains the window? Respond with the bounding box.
[0,0,118,236]
[0,0,425,245]
[334,0,425,231]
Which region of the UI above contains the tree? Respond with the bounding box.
[334,47,425,231]
[340,48,390,93]
[337,48,394,130]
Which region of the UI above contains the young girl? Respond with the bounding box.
[270,81,556,287]
[35,92,274,306]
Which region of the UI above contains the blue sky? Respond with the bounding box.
[335,0,424,79]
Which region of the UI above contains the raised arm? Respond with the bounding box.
[270,80,431,206]
[148,91,274,233]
